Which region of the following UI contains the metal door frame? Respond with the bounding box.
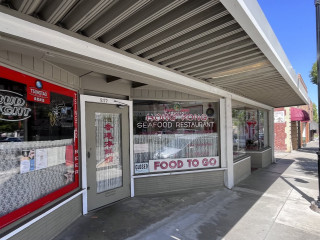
[80,94,134,215]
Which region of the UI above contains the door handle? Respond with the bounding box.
[87,151,90,158]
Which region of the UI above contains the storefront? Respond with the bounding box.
[0,64,226,236]
[134,101,220,173]
[132,100,224,195]
[232,107,271,169]
[0,0,309,239]
[274,106,311,152]
[291,107,310,148]
[0,66,79,230]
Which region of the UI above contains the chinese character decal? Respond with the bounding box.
[95,112,122,193]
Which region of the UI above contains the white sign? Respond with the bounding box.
[57,146,66,165]
[47,146,66,166]
[134,163,149,173]
[35,149,48,170]
[274,111,285,123]
[149,156,219,173]
[20,159,30,174]
[47,147,58,167]
[134,144,149,153]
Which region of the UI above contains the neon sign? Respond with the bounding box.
[0,90,31,121]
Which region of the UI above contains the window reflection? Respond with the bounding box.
[233,108,269,160]
[133,101,220,174]
[0,74,76,223]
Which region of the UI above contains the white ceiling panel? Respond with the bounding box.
[0,0,308,107]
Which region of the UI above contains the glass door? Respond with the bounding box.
[85,102,130,211]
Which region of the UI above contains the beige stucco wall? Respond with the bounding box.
[284,107,292,152]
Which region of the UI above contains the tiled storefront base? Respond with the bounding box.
[6,195,82,240]
[234,157,251,185]
[134,170,225,196]
[246,148,272,168]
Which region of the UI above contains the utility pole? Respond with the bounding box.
[311,0,320,212]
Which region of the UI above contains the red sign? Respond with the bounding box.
[27,86,50,104]
[104,122,114,164]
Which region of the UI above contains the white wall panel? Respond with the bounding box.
[0,50,80,89]
[131,88,208,101]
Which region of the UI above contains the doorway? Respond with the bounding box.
[81,95,132,212]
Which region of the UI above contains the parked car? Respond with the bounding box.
[0,137,22,142]
[233,135,246,148]
[153,134,218,159]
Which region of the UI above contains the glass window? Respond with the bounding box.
[133,101,219,174]
[0,66,79,229]
[258,110,269,148]
[246,110,259,150]
[95,113,122,192]
[232,107,269,160]
[232,109,246,159]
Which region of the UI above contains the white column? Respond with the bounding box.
[220,99,227,168]
[264,110,269,148]
[220,97,234,189]
[269,108,275,162]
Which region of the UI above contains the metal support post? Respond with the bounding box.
[311,0,320,212]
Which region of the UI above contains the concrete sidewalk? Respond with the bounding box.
[55,141,320,240]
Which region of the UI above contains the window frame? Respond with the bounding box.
[0,66,79,229]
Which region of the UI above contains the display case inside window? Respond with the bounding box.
[133,101,219,174]
[245,110,259,150]
[0,66,79,229]
[232,109,246,159]
[258,110,269,149]
[232,107,269,160]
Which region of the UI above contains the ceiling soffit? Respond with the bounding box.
[0,0,305,107]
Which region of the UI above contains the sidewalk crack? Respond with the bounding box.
[263,187,294,240]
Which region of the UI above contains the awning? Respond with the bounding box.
[0,0,309,107]
[291,108,310,122]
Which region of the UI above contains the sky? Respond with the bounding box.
[257,0,317,106]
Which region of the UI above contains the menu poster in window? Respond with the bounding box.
[20,150,35,173]
[57,146,66,165]
[47,147,58,167]
[20,159,30,174]
[35,149,48,170]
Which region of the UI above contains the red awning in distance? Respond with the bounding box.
[290,107,310,122]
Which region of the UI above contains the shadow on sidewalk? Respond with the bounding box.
[280,176,315,203]
[297,147,318,154]
[294,157,319,177]
[54,142,320,240]
[55,157,303,240]
[235,158,294,195]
